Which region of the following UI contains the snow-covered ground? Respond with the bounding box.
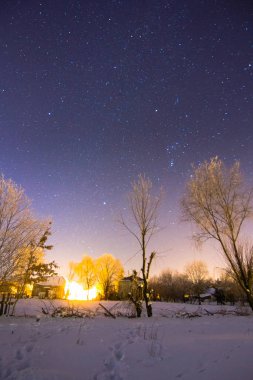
[0,299,253,380]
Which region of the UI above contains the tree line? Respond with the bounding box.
[121,157,253,315]
[68,254,123,300]
[0,157,253,316]
[149,261,244,305]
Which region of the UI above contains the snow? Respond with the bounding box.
[0,300,253,380]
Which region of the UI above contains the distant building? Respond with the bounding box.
[0,282,17,295]
[118,275,143,299]
[32,276,66,299]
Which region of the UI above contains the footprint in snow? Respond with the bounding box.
[3,345,33,379]
[15,349,23,360]
[25,344,34,353]
[94,342,127,380]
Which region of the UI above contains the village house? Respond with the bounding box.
[118,274,143,299]
[32,276,66,299]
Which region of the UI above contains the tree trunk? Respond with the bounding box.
[143,278,152,317]
[246,291,253,311]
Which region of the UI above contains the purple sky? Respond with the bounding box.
[1,0,253,277]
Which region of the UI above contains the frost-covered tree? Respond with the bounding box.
[14,225,56,296]
[0,175,52,284]
[128,270,143,317]
[181,157,253,310]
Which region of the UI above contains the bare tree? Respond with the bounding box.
[185,260,209,296]
[95,254,124,300]
[0,175,51,284]
[74,255,97,298]
[149,269,173,302]
[150,270,191,302]
[121,174,161,317]
[67,261,76,282]
[181,157,253,310]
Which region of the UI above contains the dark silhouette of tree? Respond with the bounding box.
[121,174,162,317]
[74,256,97,299]
[185,260,209,296]
[96,254,124,300]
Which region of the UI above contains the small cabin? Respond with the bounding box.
[32,276,66,299]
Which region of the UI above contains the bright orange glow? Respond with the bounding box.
[65,280,98,300]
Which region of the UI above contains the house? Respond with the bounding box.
[0,282,17,295]
[32,276,66,299]
[118,274,143,299]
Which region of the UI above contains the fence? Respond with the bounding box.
[0,293,15,316]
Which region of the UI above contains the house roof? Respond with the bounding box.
[38,276,66,287]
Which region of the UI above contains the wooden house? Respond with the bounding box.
[32,276,66,299]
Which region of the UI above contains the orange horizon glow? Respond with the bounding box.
[64,280,98,301]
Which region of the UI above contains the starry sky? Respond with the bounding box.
[1,0,253,278]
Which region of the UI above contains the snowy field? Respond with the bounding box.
[0,299,253,380]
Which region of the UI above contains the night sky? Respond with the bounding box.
[1,1,253,277]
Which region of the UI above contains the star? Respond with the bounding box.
[0,0,251,279]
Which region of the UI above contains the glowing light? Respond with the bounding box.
[65,281,98,301]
